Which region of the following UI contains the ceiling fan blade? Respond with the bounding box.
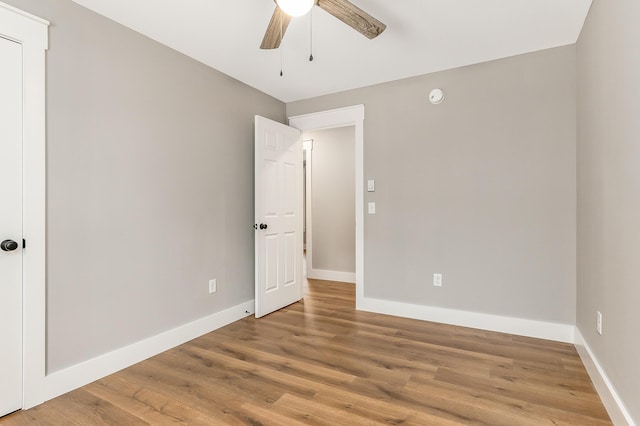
[260,6,292,49]
[317,0,386,39]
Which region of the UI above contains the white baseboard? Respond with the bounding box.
[307,268,356,283]
[38,300,255,408]
[357,296,575,343]
[574,329,636,426]
[28,294,636,426]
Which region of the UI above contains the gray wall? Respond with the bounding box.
[288,46,577,324]
[304,127,355,273]
[577,0,640,421]
[6,0,285,373]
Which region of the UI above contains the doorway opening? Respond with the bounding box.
[302,127,356,284]
[289,105,365,308]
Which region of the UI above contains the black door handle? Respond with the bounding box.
[1,239,19,252]
[259,223,268,230]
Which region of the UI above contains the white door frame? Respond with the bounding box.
[302,139,313,255]
[289,105,364,307]
[0,1,48,409]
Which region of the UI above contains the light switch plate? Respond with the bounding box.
[367,179,375,192]
[368,202,376,214]
[433,273,442,287]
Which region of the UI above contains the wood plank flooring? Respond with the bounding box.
[2,280,611,425]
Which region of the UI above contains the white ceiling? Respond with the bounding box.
[71,0,592,103]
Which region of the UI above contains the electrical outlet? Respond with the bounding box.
[209,279,217,294]
[596,311,603,335]
[433,273,442,287]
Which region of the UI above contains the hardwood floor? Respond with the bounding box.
[2,280,611,425]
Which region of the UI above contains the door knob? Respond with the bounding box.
[1,239,19,252]
[259,223,268,230]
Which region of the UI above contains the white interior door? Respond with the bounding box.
[0,35,24,417]
[254,115,303,318]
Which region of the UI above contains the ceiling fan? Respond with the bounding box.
[260,0,387,49]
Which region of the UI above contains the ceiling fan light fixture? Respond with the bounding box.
[276,0,314,17]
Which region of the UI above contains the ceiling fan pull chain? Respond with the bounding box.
[280,46,284,76]
[280,19,284,76]
[309,8,314,61]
